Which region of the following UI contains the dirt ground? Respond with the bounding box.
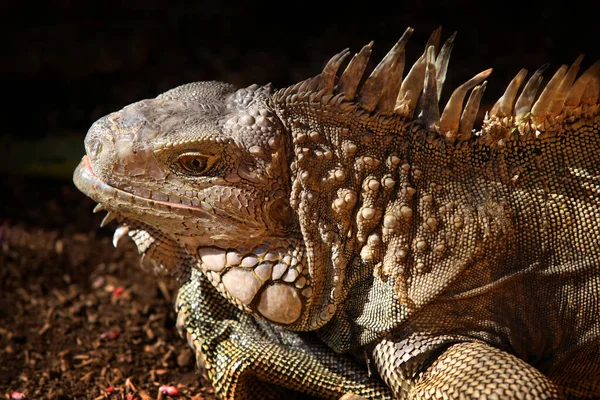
[0,176,214,399]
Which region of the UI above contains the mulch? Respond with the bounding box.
[0,176,214,399]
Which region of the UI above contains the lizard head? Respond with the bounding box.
[73,81,319,327]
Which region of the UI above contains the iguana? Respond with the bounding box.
[73,27,600,399]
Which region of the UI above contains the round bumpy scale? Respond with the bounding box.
[198,248,226,272]
[256,283,302,324]
[283,268,299,282]
[226,251,242,266]
[362,207,376,220]
[241,255,259,268]
[384,215,398,228]
[254,262,273,281]
[272,263,288,280]
[238,115,255,126]
[221,268,262,305]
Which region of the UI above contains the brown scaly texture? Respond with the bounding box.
[74,26,600,399]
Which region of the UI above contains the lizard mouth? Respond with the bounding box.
[73,156,214,219]
[74,155,263,238]
[74,156,196,277]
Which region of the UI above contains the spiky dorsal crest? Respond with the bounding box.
[276,27,600,146]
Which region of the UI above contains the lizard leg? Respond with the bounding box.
[373,338,563,399]
[176,268,392,400]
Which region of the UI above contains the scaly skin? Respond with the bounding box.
[74,27,600,399]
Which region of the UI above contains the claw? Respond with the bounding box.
[93,203,105,213]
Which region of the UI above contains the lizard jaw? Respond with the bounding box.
[74,155,269,248]
[74,155,214,220]
[75,156,315,320]
[74,156,198,277]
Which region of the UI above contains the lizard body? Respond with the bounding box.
[74,27,600,399]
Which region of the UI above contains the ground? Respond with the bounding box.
[0,176,214,399]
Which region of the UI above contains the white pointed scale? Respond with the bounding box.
[434,32,456,101]
[565,61,600,107]
[547,55,584,115]
[531,65,568,121]
[113,225,130,248]
[100,211,117,228]
[338,42,373,100]
[515,64,549,121]
[582,77,600,104]
[419,46,440,131]
[360,28,413,112]
[395,27,442,116]
[439,69,492,136]
[581,63,600,105]
[320,49,351,93]
[374,27,414,114]
[458,81,487,139]
[426,26,442,56]
[490,69,528,117]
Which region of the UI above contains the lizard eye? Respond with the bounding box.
[178,153,211,175]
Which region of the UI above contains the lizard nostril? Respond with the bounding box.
[88,139,103,158]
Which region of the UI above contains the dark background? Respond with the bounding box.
[1,0,598,178]
[0,1,598,398]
